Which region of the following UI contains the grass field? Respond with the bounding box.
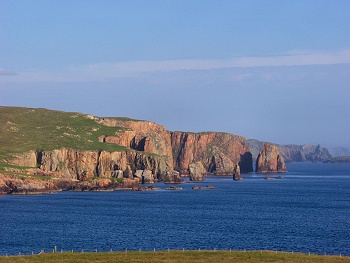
[0,251,349,263]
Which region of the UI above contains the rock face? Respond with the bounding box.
[97,118,174,160]
[247,139,332,163]
[10,148,171,181]
[171,132,253,175]
[256,143,287,173]
[189,162,206,181]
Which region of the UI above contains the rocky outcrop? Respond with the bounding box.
[171,132,253,175]
[0,173,74,195]
[256,143,287,173]
[134,169,154,183]
[189,162,206,181]
[163,171,183,184]
[247,139,332,163]
[233,164,241,181]
[97,118,174,160]
[10,150,38,167]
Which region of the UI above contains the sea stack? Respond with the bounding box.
[256,143,287,173]
[189,161,205,181]
[233,164,242,181]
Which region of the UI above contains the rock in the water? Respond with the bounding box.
[163,170,184,183]
[189,161,205,181]
[134,169,154,184]
[233,164,241,181]
[256,143,287,173]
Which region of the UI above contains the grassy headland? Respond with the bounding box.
[0,107,128,156]
[0,250,349,263]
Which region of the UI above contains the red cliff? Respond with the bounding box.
[256,143,287,173]
[171,132,253,175]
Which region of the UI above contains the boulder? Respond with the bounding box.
[134,169,154,184]
[189,162,205,181]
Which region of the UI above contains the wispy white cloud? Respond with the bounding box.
[1,49,350,83]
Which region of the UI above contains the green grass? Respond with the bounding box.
[0,250,349,263]
[0,106,128,155]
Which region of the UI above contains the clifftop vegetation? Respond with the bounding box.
[0,107,128,155]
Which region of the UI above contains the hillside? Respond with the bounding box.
[0,106,129,155]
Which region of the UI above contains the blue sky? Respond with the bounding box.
[1,1,350,147]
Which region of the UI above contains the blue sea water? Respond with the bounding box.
[0,162,349,256]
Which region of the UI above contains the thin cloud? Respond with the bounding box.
[0,69,17,76]
[71,49,350,78]
[1,49,350,83]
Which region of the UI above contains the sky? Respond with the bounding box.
[1,1,350,147]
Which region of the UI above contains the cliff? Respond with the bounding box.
[256,143,287,173]
[171,132,253,175]
[279,144,332,163]
[0,107,254,193]
[9,148,171,181]
[97,118,173,161]
[247,139,332,163]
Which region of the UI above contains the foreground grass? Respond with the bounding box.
[0,251,349,263]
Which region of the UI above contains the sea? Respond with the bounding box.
[0,162,349,256]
